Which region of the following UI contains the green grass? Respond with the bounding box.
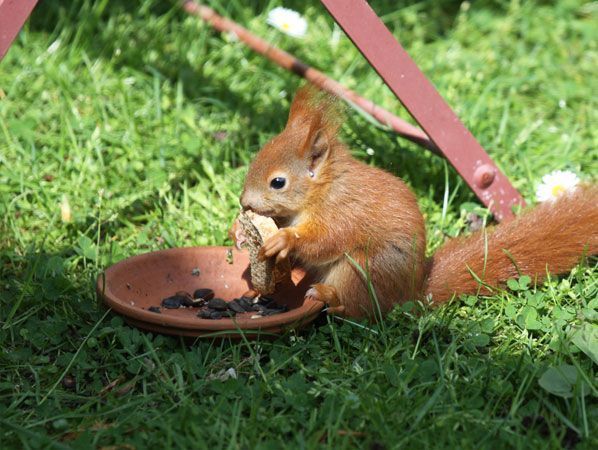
[1,0,597,448]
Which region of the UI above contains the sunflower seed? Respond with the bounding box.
[193,288,215,301]
[228,300,246,313]
[161,296,182,309]
[207,298,228,311]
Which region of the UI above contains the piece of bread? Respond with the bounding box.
[237,211,289,294]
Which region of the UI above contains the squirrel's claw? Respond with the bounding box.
[229,218,247,250]
[304,287,323,303]
[305,284,345,315]
[234,229,247,251]
[259,228,295,261]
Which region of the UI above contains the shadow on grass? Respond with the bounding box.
[0,247,586,449]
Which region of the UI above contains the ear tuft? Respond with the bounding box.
[286,84,344,136]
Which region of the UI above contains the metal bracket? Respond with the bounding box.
[0,0,39,61]
[321,0,525,220]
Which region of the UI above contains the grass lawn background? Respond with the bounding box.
[0,0,596,448]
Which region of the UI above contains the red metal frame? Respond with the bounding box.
[321,0,525,220]
[0,0,39,60]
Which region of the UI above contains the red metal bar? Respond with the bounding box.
[321,0,525,220]
[181,1,438,154]
[0,0,39,61]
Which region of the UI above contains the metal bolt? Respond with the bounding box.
[474,164,496,189]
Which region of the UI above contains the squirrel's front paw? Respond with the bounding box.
[259,228,297,262]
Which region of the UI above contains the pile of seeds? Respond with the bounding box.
[146,289,288,320]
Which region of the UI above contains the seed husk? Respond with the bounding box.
[175,291,195,307]
[193,288,215,301]
[198,309,212,319]
[207,298,228,311]
[237,297,254,311]
[191,298,206,307]
[258,296,276,306]
[161,296,182,309]
[228,300,246,314]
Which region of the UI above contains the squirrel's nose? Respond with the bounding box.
[240,191,254,212]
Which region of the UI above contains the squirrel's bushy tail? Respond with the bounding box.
[425,184,598,302]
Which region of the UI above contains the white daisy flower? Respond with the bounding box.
[267,7,307,38]
[60,195,72,223]
[535,170,580,202]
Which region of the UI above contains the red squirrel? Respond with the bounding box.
[235,86,598,318]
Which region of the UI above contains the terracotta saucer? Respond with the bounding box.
[96,246,323,338]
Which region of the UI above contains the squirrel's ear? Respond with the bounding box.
[305,128,330,174]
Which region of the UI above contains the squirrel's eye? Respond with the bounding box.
[270,177,286,190]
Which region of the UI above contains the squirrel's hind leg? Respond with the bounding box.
[305,259,373,318]
[305,240,424,319]
[305,284,346,315]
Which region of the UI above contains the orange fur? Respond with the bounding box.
[425,184,598,301]
[239,86,597,318]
